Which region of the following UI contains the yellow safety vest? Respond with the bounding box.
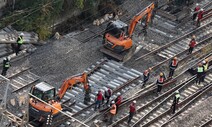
[197,67,204,72]
[203,63,208,71]
[4,61,10,68]
[175,94,180,99]
[17,36,23,44]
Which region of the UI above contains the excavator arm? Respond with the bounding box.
[128,3,155,37]
[57,72,88,100]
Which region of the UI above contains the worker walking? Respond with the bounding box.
[127,100,136,125]
[193,3,200,21]
[1,57,11,76]
[156,72,166,94]
[115,92,122,114]
[16,33,24,55]
[108,101,116,124]
[104,87,112,105]
[196,63,204,85]
[171,90,180,114]
[84,84,91,105]
[197,9,204,27]
[168,57,178,79]
[143,68,152,87]
[188,35,196,54]
[94,90,103,111]
[202,59,209,82]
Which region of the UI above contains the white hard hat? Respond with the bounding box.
[20,33,24,36]
[111,101,115,104]
[117,92,121,96]
[3,57,7,60]
[202,60,206,64]
[7,56,11,61]
[200,8,204,11]
[175,90,179,94]
[196,3,199,6]
[133,100,136,104]
[105,87,108,91]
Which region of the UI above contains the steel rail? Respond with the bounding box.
[135,21,212,61]
[199,117,212,127]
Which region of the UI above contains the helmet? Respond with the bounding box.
[200,8,204,11]
[117,92,121,96]
[192,35,196,39]
[105,87,108,91]
[175,90,179,94]
[7,56,11,61]
[3,57,7,60]
[160,72,163,76]
[20,33,24,36]
[173,57,177,60]
[196,3,199,6]
[202,60,206,64]
[111,101,115,104]
[133,100,136,104]
[95,91,98,94]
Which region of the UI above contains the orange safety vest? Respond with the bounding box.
[144,70,149,76]
[110,104,117,115]
[158,77,164,84]
[172,60,178,67]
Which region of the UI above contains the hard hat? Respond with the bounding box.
[200,8,204,11]
[133,100,136,104]
[192,35,196,39]
[196,3,199,6]
[105,87,108,91]
[111,101,115,104]
[20,33,24,36]
[160,72,163,76]
[7,56,11,61]
[95,91,98,94]
[173,57,177,60]
[175,90,179,94]
[202,60,206,64]
[3,57,7,60]
[117,92,121,96]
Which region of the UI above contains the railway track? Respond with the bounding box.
[199,115,212,127]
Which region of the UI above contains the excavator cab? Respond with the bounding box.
[30,82,56,102]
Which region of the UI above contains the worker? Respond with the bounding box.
[168,57,178,79]
[197,8,204,27]
[16,33,24,55]
[84,84,91,105]
[1,57,11,76]
[171,90,180,114]
[104,87,112,105]
[156,72,166,94]
[94,90,103,111]
[196,63,204,85]
[115,92,122,114]
[193,3,200,21]
[108,101,116,124]
[127,100,136,125]
[188,35,196,54]
[143,68,152,87]
[202,59,209,82]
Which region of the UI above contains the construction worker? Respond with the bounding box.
[193,3,200,21]
[16,33,24,55]
[84,84,91,105]
[104,87,112,105]
[188,35,196,54]
[94,90,103,111]
[143,68,152,87]
[171,90,180,114]
[108,101,116,124]
[202,59,209,82]
[127,100,136,125]
[196,63,204,85]
[197,8,204,27]
[156,72,166,94]
[168,57,178,79]
[1,57,11,76]
[115,92,122,114]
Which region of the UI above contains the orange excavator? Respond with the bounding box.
[100,3,155,61]
[29,72,89,125]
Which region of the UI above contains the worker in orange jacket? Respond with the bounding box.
[188,35,196,54]
[168,57,178,79]
[108,101,116,124]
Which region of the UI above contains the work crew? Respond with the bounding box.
[193,3,200,21]
[156,72,166,94]
[143,68,152,87]
[94,90,103,110]
[188,35,196,54]
[104,87,112,105]
[16,33,24,55]
[108,101,116,124]
[127,100,136,125]
[197,8,204,27]
[1,57,11,76]
[171,90,180,114]
[202,59,209,82]
[115,92,122,114]
[168,57,178,79]
[196,63,204,85]
[84,84,91,105]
